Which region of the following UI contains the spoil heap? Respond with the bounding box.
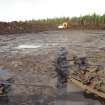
[70,56,105,94]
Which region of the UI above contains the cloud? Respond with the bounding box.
[0,0,105,21]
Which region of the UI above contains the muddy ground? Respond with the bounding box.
[0,30,105,105]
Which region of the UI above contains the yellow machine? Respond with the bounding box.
[58,22,69,29]
[62,22,69,29]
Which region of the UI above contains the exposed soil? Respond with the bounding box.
[0,30,105,105]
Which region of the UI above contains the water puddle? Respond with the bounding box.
[16,44,42,49]
[0,68,12,80]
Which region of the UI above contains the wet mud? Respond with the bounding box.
[0,30,105,104]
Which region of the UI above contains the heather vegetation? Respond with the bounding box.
[0,13,105,34]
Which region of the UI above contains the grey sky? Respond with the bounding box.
[0,0,105,22]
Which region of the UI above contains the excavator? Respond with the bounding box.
[58,22,69,29]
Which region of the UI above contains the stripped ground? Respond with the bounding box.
[0,30,105,105]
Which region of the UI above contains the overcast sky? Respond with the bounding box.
[0,0,105,22]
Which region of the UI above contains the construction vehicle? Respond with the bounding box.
[58,22,69,29]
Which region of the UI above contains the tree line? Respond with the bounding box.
[0,13,105,34]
